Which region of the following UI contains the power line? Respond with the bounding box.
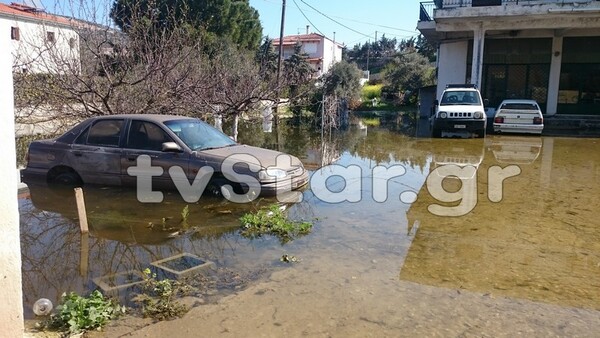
[299,0,373,40]
[291,0,325,36]
[327,14,418,34]
[259,0,419,44]
[346,32,420,48]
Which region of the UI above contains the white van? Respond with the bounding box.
[431,84,487,138]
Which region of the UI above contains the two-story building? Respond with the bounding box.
[273,32,343,77]
[418,0,600,116]
[1,2,79,73]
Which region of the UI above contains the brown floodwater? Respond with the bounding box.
[19,117,600,335]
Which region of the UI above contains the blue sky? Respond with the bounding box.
[13,0,421,48]
[249,0,421,47]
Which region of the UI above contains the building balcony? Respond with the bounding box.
[419,0,600,41]
[420,0,599,22]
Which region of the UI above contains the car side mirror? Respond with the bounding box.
[433,99,439,106]
[162,142,183,153]
[484,99,489,106]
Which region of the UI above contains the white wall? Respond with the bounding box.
[320,38,342,75]
[0,24,24,337]
[279,37,342,77]
[0,15,80,73]
[437,40,469,99]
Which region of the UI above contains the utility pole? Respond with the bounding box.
[275,0,286,128]
[375,30,378,42]
[366,39,370,72]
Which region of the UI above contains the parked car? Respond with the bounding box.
[493,99,544,135]
[430,84,487,138]
[21,114,309,197]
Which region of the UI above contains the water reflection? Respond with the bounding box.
[405,135,600,310]
[20,182,310,318]
[19,114,600,326]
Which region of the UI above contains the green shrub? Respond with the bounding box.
[44,290,125,334]
[362,84,383,101]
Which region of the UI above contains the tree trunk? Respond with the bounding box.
[214,113,223,132]
[232,113,239,141]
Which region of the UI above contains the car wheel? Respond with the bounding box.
[52,171,82,187]
[206,180,233,200]
[475,129,486,138]
[431,127,442,138]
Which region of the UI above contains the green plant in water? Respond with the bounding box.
[137,268,191,321]
[180,205,190,228]
[42,290,125,334]
[240,204,313,243]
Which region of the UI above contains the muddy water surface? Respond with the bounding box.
[20,121,600,336]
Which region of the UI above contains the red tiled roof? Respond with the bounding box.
[274,33,344,47]
[0,2,74,26]
[274,33,325,45]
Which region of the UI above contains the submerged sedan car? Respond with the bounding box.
[493,99,544,135]
[22,115,309,198]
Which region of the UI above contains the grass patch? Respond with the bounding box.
[360,117,381,126]
[355,101,406,111]
[240,204,313,243]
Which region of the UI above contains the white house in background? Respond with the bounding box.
[273,32,343,77]
[0,2,79,73]
[418,0,600,116]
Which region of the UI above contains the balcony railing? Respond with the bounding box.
[419,0,594,21]
[434,0,591,8]
[420,1,436,21]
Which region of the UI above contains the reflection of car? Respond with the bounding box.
[488,135,542,164]
[431,84,487,138]
[22,115,309,196]
[23,182,300,245]
[431,140,485,179]
[493,100,544,135]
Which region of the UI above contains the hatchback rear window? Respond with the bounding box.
[500,103,538,110]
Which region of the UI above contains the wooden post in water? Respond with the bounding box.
[74,187,89,234]
[80,233,89,277]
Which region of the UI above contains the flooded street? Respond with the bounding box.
[19,116,600,336]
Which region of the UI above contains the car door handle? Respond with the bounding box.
[73,151,82,157]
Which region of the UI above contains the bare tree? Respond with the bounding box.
[13,0,316,140]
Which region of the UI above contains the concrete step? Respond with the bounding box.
[544,115,600,130]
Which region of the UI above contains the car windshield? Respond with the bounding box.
[500,103,538,110]
[164,119,236,151]
[440,91,481,105]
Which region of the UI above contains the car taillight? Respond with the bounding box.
[494,116,504,123]
[533,117,543,125]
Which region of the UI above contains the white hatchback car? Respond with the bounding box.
[493,99,544,135]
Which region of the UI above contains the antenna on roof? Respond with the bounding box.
[13,0,45,12]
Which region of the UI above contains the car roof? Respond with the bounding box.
[444,88,479,92]
[499,99,538,104]
[91,114,196,123]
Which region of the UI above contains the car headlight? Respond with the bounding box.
[439,112,447,118]
[259,168,287,180]
[473,112,483,119]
